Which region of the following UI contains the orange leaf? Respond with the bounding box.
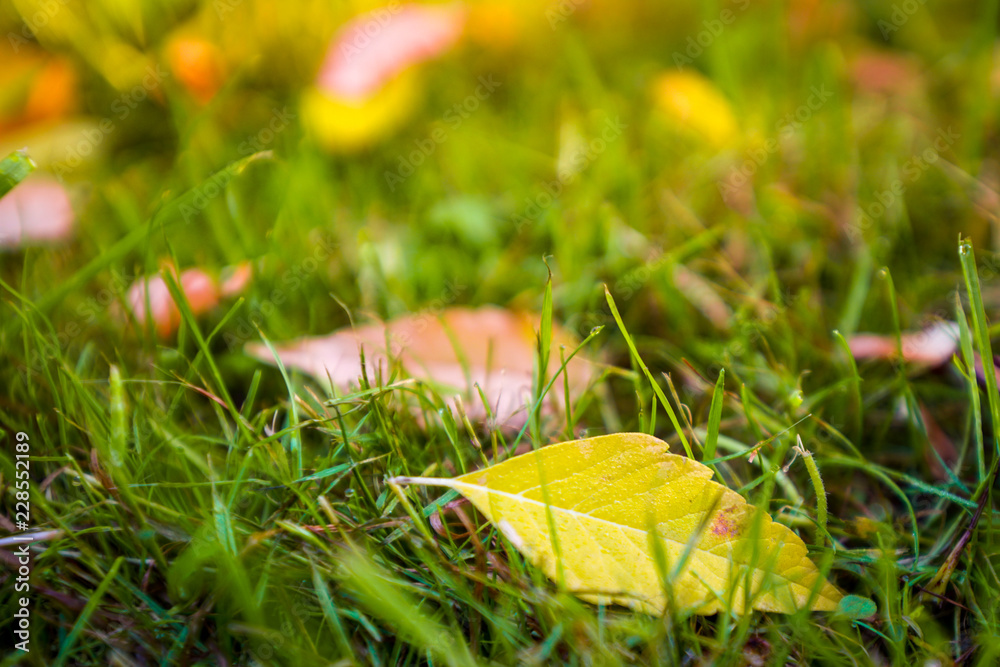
[165,36,226,104]
[122,264,250,338]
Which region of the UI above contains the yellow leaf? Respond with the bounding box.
[396,432,842,615]
[651,70,738,148]
[300,74,419,153]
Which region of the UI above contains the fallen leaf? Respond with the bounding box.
[395,432,843,615]
[301,74,419,152]
[302,3,465,152]
[23,57,78,124]
[848,321,959,367]
[125,268,217,338]
[165,35,226,104]
[0,45,77,134]
[651,70,738,149]
[246,306,593,428]
[318,3,464,102]
[0,175,75,249]
[123,263,250,338]
[219,260,253,297]
[851,50,923,98]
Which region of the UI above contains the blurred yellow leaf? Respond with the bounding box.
[652,70,737,148]
[397,432,842,615]
[301,73,419,152]
[302,3,465,152]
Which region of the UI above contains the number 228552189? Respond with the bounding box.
[14,432,30,527]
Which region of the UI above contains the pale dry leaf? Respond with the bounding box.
[302,4,465,152]
[317,3,465,102]
[395,432,843,615]
[851,50,923,98]
[246,306,593,428]
[848,321,959,367]
[0,176,75,249]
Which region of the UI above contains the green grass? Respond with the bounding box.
[2,0,1000,664]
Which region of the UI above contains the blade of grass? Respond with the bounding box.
[959,237,1000,478]
[0,149,35,197]
[703,369,725,480]
[832,330,862,443]
[254,330,303,481]
[604,286,693,458]
[955,293,985,481]
[52,557,125,667]
[534,266,554,446]
[161,270,257,446]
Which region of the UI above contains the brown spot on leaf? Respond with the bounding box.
[711,506,740,538]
